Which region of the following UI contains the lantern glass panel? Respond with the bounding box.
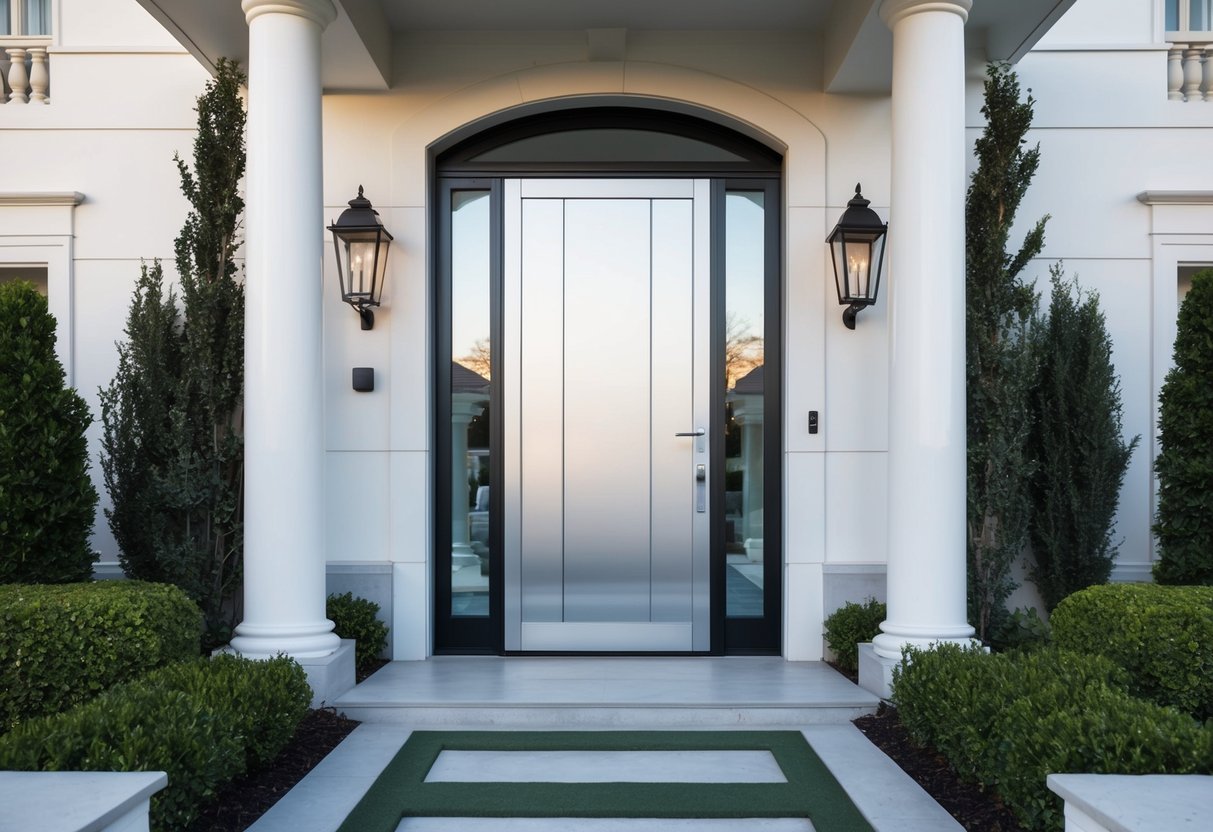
[344,237,379,302]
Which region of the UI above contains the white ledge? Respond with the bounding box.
[0,192,85,207]
[1137,190,1213,205]
[1048,774,1213,832]
[0,771,168,832]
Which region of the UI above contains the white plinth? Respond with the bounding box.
[0,771,167,832]
[857,642,898,699]
[298,638,357,707]
[1047,774,1213,832]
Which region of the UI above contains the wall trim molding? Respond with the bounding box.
[0,192,84,207]
[1137,190,1213,205]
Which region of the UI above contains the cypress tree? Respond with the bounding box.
[100,59,246,642]
[99,262,182,583]
[0,281,98,583]
[966,63,1048,640]
[1028,267,1138,609]
[1153,270,1213,584]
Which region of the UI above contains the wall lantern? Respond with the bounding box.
[328,186,394,330]
[827,183,888,330]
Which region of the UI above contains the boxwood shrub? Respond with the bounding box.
[327,591,389,672]
[0,654,311,831]
[998,672,1212,830]
[147,653,312,769]
[823,598,886,674]
[1052,583,1213,719]
[0,581,201,730]
[892,643,1211,831]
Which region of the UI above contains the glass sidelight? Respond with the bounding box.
[717,180,779,652]
[449,190,492,619]
[723,191,766,619]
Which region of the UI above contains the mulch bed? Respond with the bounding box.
[185,707,361,832]
[187,659,391,831]
[854,703,1027,832]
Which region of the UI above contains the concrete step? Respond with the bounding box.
[332,657,879,729]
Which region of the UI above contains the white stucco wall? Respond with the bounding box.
[5,0,1209,659]
[0,0,209,564]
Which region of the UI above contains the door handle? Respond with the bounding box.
[674,428,706,437]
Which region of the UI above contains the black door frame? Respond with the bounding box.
[432,106,783,655]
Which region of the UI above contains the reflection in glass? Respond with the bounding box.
[724,191,765,618]
[23,0,49,35]
[451,191,491,617]
[470,129,749,164]
[1193,0,1212,30]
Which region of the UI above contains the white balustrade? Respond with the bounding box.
[2,44,50,104]
[1168,42,1212,102]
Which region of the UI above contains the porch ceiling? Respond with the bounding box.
[134,0,1075,92]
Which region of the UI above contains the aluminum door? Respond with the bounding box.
[503,179,711,651]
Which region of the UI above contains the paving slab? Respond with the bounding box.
[425,749,787,783]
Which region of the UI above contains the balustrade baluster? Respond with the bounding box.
[1169,45,1186,100]
[1184,46,1205,101]
[28,48,48,103]
[1198,44,1208,101]
[6,48,28,104]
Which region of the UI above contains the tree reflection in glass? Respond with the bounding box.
[451,191,491,616]
[724,192,765,618]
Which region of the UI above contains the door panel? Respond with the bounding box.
[504,179,710,652]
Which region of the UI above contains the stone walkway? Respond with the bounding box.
[247,658,962,832]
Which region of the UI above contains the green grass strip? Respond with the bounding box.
[338,730,874,832]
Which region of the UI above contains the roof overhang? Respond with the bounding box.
[134,0,392,90]
[134,0,1074,94]
[824,0,1078,93]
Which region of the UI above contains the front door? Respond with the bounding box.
[502,179,712,651]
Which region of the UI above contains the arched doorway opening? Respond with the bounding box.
[433,105,783,654]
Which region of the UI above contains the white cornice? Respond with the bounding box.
[1137,191,1213,205]
[0,192,85,207]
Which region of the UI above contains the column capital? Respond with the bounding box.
[242,0,337,29]
[879,0,972,28]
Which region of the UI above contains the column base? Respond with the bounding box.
[871,623,976,660]
[452,544,480,569]
[218,638,356,707]
[295,639,356,707]
[229,619,342,659]
[858,643,897,699]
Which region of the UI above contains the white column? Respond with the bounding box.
[872,0,975,662]
[733,394,764,561]
[230,0,339,659]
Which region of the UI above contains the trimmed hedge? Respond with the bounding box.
[0,280,99,584]
[328,591,389,672]
[148,653,312,770]
[823,598,885,674]
[0,581,201,730]
[892,644,1212,831]
[0,654,311,831]
[1052,583,1213,720]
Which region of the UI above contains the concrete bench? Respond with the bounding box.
[1047,773,1213,832]
[0,771,167,832]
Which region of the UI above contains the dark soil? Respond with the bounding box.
[185,707,361,832]
[188,661,1023,832]
[854,703,1027,832]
